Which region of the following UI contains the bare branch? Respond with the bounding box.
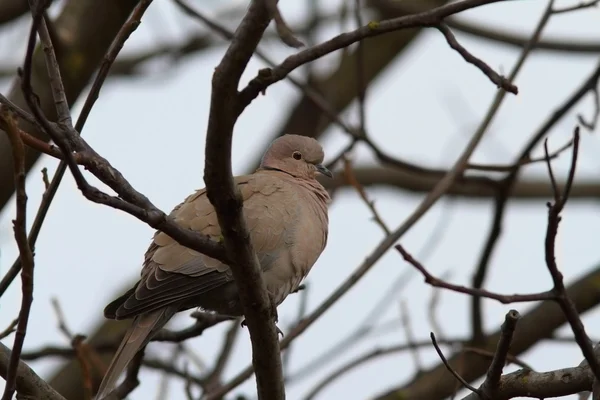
[0,319,18,341]
[238,0,512,111]
[265,0,304,48]
[461,365,593,400]
[479,310,520,398]
[152,312,233,343]
[542,128,600,381]
[395,244,555,303]
[553,0,600,13]
[303,338,462,400]
[202,0,285,398]
[0,109,35,400]
[436,23,517,94]
[577,84,600,132]
[431,332,482,396]
[0,0,166,301]
[0,342,65,400]
[343,156,390,235]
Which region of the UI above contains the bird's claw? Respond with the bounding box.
[239,295,284,337]
[240,318,284,337]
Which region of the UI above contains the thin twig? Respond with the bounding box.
[354,0,367,134]
[436,23,517,94]
[542,128,600,380]
[51,298,95,399]
[0,319,18,340]
[238,0,512,110]
[461,346,532,371]
[302,338,462,400]
[343,155,390,234]
[552,0,600,13]
[265,0,305,48]
[466,138,573,171]
[430,332,482,396]
[428,271,451,339]
[0,110,35,400]
[396,244,556,303]
[400,300,424,373]
[479,310,520,397]
[577,84,600,131]
[41,167,50,190]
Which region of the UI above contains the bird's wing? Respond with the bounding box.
[105,173,296,319]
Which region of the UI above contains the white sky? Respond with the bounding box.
[2,0,600,399]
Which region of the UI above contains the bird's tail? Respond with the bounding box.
[95,307,175,400]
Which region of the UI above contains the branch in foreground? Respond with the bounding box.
[207,4,529,397]
[462,365,593,400]
[0,0,164,300]
[202,0,285,398]
[0,110,35,400]
[14,0,228,268]
[478,310,520,398]
[0,342,65,400]
[238,0,512,111]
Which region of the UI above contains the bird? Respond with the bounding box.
[95,134,333,399]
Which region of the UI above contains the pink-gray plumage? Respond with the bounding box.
[95,134,332,399]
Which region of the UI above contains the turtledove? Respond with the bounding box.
[95,134,333,399]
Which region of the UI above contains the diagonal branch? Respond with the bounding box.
[436,23,517,93]
[0,342,65,400]
[237,0,512,111]
[0,0,155,298]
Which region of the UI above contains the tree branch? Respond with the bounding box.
[0,110,35,400]
[238,0,511,111]
[0,343,65,400]
[202,0,285,399]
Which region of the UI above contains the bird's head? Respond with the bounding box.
[260,134,333,180]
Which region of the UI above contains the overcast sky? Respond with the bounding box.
[2,1,600,399]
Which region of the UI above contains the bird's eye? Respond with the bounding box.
[292,151,302,160]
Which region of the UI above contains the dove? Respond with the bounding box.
[95,134,332,399]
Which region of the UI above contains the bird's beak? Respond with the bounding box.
[315,164,333,178]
